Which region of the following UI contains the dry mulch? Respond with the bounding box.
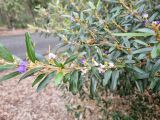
[0,71,73,120]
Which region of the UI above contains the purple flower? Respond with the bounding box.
[156,20,160,24]
[142,20,147,26]
[80,58,86,64]
[104,50,109,54]
[70,16,75,22]
[92,55,96,60]
[70,26,74,30]
[17,60,27,73]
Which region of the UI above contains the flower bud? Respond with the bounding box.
[142,13,148,19]
[108,62,115,68]
[48,53,57,60]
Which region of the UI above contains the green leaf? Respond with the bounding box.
[132,48,152,54]
[149,78,159,90]
[0,71,20,82]
[19,67,43,82]
[64,55,77,65]
[134,40,148,46]
[25,32,36,63]
[32,73,45,87]
[157,44,160,55]
[78,72,83,91]
[132,66,146,74]
[149,12,158,22]
[54,72,64,86]
[90,76,97,98]
[135,28,155,34]
[0,64,16,71]
[88,1,95,9]
[151,44,158,58]
[54,59,63,67]
[69,71,79,95]
[134,73,149,79]
[150,60,160,77]
[96,46,103,61]
[37,71,56,92]
[113,32,155,37]
[150,78,160,92]
[63,73,70,83]
[91,67,101,80]
[103,70,112,86]
[0,43,14,62]
[111,70,119,90]
[135,80,144,92]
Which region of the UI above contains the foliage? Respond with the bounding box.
[0,0,51,28]
[0,0,160,119]
[34,0,160,93]
[0,0,26,28]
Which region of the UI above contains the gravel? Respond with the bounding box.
[0,71,73,120]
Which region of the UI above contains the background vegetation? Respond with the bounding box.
[0,0,51,28]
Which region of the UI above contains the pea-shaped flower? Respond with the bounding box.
[17,60,27,73]
[80,58,86,65]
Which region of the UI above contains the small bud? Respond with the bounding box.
[100,63,105,68]
[94,61,99,66]
[108,62,115,68]
[142,13,148,19]
[48,53,57,60]
[98,64,106,73]
[80,58,86,65]
[98,67,105,74]
[152,21,157,25]
[70,16,75,22]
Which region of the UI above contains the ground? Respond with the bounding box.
[0,71,73,120]
[0,27,31,36]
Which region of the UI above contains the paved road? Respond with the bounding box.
[0,33,60,58]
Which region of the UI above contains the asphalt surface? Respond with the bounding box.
[0,33,60,58]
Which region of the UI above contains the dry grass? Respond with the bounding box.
[0,71,73,120]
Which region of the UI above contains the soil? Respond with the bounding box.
[0,71,73,120]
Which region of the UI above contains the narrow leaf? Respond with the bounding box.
[90,76,97,98]
[135,28,155,34]
[0,64,16,71]
[54,72,64,86]
[25,32,36,63]
[111,70,119,90]
[135,80,144,92]
[69,71,79,94]
[32,73,45,87]
[103,70,112,86]
[19,67,42,81]
[151,45,158,58]
[37,71,56,92]
[64,55,77,65]
[0,71,20,82]
[0,43,14,62]
[113,32,155,37]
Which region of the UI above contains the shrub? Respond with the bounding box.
[0,0,160,119]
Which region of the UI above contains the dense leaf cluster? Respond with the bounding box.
[34,0,160,93]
